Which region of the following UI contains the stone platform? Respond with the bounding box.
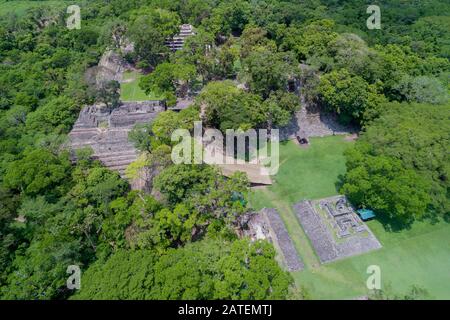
[293,196,381,264]
[69,101,164,177]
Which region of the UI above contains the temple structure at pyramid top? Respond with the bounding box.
[166,24,195,51]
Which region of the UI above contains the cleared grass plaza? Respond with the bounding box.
[120,71,161,102]
[249,136,450,299]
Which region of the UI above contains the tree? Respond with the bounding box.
[371,44,449,99]
[241,48,298,99]
[69,166,129,210]
[125,145,172,191]
[25,96,79,133]
[202,0,251,40]
[316,69,386,124]
[128,122,155,153]
[153,164,219,206]
[261,90,300,130]
[342,103,450,224]
[154,164,249,233]
[280,20,338,66]
[175,30,239,82]
[99,19,128,50]
[151,106,199,145]
[139,62,196,106]
[131,203,199,250]
[0,186,20,288]
[213,239,292,299]
[210,39,240,79]
[3,235,82,300]
[72,249,157,300]
[3,149,72,197]
[342,147,431,224]
[96,80,120,111]
[129,9,180,66]
[328,33,383,83]
[174,29,215,82]
[394,75,449,104]
[238,26,276,59]
[411,16,450,58]
[72,239,292,300]
[196,80,264,131]
[176,0,215,26]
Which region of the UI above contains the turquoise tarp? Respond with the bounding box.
[357,209,376,220]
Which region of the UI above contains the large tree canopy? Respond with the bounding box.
[196,80,264,131]
[342,102,450,224]
[139,62,196,106]
[73,239,292,300]
[316,68,386,124]
[129,8,181,66]
[1,0,449,300]
[241,48,298,99]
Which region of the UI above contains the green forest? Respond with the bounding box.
[0,0,448,300]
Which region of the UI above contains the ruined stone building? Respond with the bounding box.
[69,101,165,179]
[166,24,195,51]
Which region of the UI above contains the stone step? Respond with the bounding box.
[94,157,137,166]
[70,141,97,148]
[95,155,137,165]
[69,130,98,137]
[71,142,136,155]
[95,151,137,160]
[92,150,137,159]
[72,125,97,130]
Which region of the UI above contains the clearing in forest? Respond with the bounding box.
[120,71,161,102]
[249,136,450,299]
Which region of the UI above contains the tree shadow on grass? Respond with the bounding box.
[361,206,447,233]
[375,214,414,233]
[334,174,345,194]
[443,213,450,224]
[420,209,450,226]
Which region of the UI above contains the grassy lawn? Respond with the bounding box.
[120,71,161,102]
[257,136,351,205]
[249,136,450,299]
[295,218,450,299]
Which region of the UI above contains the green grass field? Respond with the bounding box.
[249,136,450,299]
[296,218,450,299]
[0,1,69,16]
[253,136,351,204]
[120,71,161,102]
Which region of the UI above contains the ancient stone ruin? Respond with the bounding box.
[241,209,304,271]
[69,101,165,178]
[166,24,195,51]
[84,50,133,88]
[293,196,381,264]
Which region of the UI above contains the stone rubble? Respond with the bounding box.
[262,208,304,271]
